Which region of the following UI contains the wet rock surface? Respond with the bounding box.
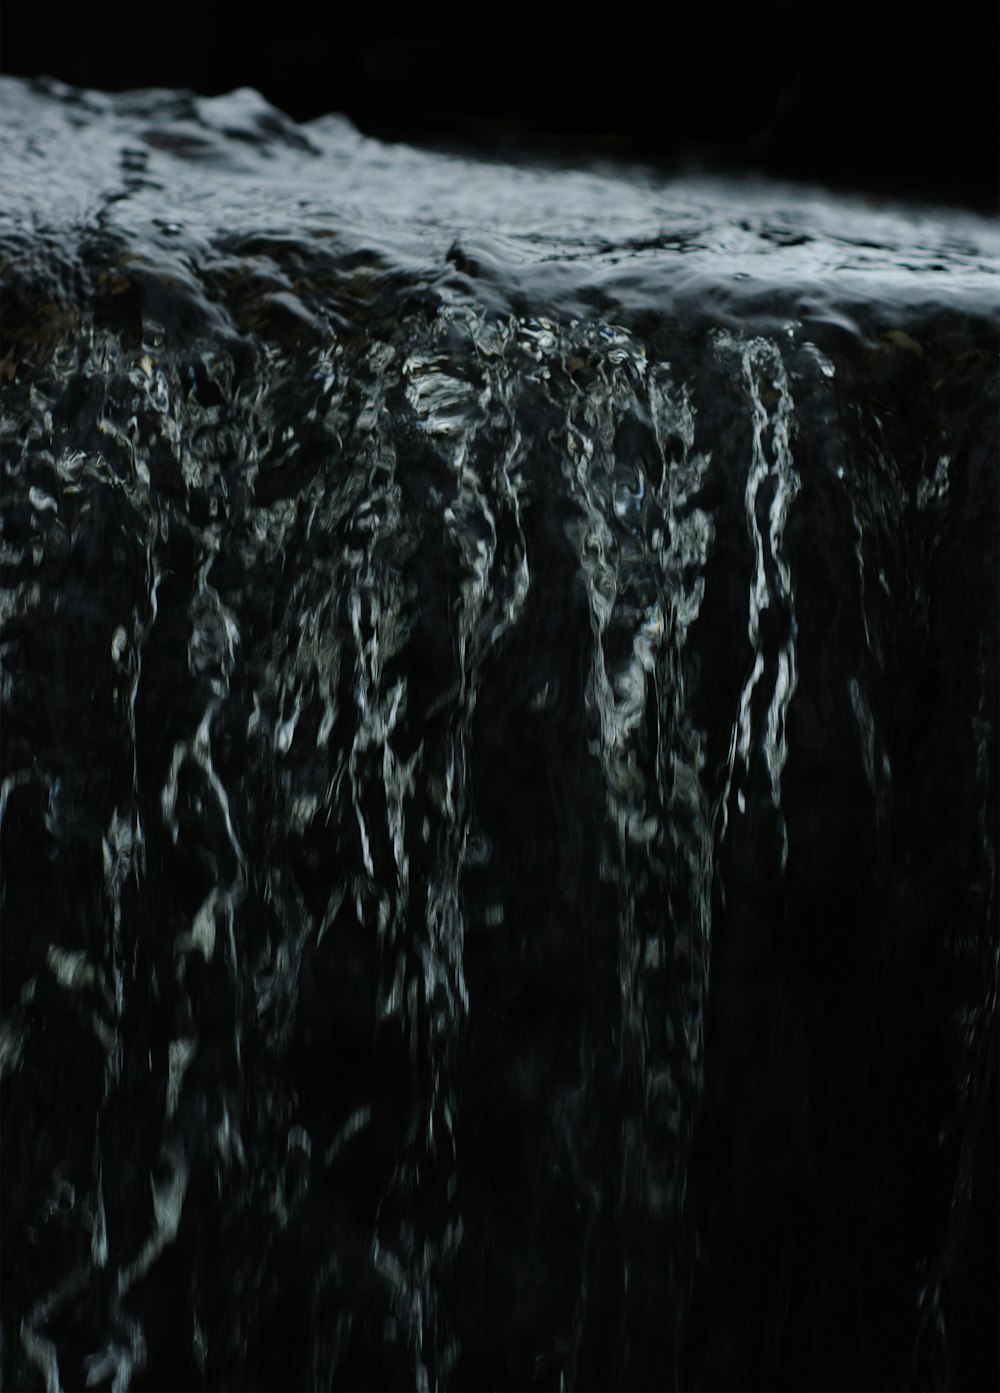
[1,78,997,1391]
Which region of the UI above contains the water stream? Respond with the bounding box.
[1,77,997,1391]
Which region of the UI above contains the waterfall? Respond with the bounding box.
[1,76,997,1392]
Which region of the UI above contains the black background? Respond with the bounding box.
[2,0,998,210]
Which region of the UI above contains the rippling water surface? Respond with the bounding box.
[1,77,997,1392]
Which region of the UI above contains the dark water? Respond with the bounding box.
[1,77,997,1392]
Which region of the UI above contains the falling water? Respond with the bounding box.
[1,77,997,1392]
